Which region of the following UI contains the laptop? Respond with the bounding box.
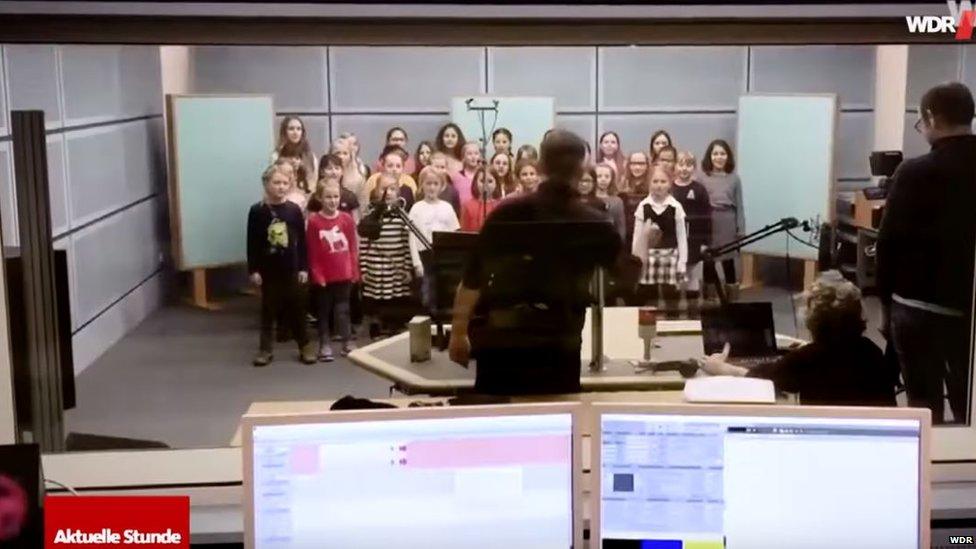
[701,302,781,367]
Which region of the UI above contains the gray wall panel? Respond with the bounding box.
[963,45,976,96]
[554,114,596,151]
[749,46,875,109]
[0,142,15,247]
[488,47,596,112]
[71,198,162,328]
[192,46,327,112]
[67,120,157,226]
[837,111,872,180]
[3,44,62,129]
[330,114,452,170]
[62,46,164,125]
[47,134,69,236]
[330,47,484,112]
[62,46,124,124]
[598,113,737,162]
[120,46,163,119]
[906,45,961,108]
[903,111,929,159]
[274,114,330,160]
[599,46,747,111]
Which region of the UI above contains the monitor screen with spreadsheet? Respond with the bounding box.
[593,404,930,549]
[243,404,581,549]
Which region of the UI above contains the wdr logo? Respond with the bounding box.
[906,0,976,40]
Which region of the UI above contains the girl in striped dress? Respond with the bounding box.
[359,177,415,337]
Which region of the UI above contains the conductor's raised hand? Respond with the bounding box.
[448,331,471,368]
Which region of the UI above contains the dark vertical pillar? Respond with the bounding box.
[11,110,64,452]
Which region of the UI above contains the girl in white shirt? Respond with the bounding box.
[408,167,460,308]
[632,164,688,314]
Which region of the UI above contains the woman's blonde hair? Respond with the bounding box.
[803,270,866,341]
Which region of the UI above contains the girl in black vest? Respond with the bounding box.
[632,163,688,316]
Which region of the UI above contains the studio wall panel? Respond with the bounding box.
[71,198,162,329]
[120,46,163,119]
[61,46,163,125]
[61,46,124,125]
[749,46,875,109]
[0,142,16,247]
[275,114,330,159]
[192,46,328,112]
[330,114,452,170]
[836,111,872,180]
[962,45,976,97]
[906,45,961,108]
[330,47,484,113]
[598,113,737,162]
[3,44,62,129]
[599,46,746,111]
[903,111,929,159]
[554,114,597,150]
[488,47,596,112]
[71,271,163,374]
[67,119,157,227]
[47,134,70,236]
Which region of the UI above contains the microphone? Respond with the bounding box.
[781,217,800,229]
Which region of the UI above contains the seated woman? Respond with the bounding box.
[700,271,898,406]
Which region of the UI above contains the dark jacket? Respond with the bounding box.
[462,181,622,395]
[748,336,897,407]
[877,134,976,313]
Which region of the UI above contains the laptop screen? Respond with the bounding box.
[701,303,777,357]
[599,412,923,549]
[249,413,574,548]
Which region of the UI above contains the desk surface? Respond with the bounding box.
[347,307,804,395]
[229,391,691,446]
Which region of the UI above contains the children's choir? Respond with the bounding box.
[247,117,744,365]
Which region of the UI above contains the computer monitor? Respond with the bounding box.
[592,404,930,549]
[242,403,583,549]
[701,302,777,358]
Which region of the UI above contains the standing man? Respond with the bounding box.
[448,130,623,395]
[878,82,976,424]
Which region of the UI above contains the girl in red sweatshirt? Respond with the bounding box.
[306,179,359,362]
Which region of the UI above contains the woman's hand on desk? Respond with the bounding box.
[698,343,748,377]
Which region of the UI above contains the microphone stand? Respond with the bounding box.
[464,97,500,226]
[384,199,431,251]
[701,217,800,305]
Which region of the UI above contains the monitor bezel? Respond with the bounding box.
[242,402,585,549]
[589,402,931,548]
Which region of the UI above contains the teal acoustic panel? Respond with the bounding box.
[451,96,555,155]
[737,94,836,260]
[168,95,274,270]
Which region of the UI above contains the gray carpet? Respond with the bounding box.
[64,295,392,449]
[64,286,887,449]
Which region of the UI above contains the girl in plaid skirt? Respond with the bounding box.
[632,163,688,314]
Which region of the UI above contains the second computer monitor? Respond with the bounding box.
[593,403,930,549]
[242,403,583,549]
